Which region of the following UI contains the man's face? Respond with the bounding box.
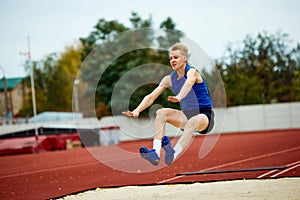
[169,50,187,70]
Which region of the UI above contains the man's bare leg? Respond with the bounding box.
[139,108,187,165]
[173,114,209,160]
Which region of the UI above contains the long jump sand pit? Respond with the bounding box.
[60,178,300,200]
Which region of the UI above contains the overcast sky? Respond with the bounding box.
[0,0,299,78]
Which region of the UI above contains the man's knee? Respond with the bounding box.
[185,115,209,132]
[156,108,173,121]
[156,108,167,119]
[184,119,198,131]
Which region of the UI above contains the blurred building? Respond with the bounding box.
[0,77,26,117]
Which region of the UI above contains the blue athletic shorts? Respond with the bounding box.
[182,108,215,134]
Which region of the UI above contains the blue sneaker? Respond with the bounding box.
[162,136,175,165]
[139,146,160,166]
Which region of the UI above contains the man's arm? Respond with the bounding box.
[122,75,171,117]
[168,68,198,103]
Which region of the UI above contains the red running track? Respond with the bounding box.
[0,129,299,199]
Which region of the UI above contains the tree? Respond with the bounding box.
[19,45,82,116]
[19,54,57,117]
[79,12,183,117]
[47,45,82,111]
[217,31,300,106]
[19,12,184,118]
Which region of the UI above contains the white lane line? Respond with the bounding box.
[158,175,185,184]
[257,160,300,178]
[0,161,99,179]
[257,170,279,178]
[270,163,300,178]
[158,176,183,184]
[286,160,300,167]
[158,146,300,184]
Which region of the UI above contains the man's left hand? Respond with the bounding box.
[167,96,181,103]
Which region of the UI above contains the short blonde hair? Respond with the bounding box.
[170,43,188,57]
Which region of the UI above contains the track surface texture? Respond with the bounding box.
[0,129,299,199]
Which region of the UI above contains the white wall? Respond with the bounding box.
[3,102,297,139]
[99,102,300,141]
[213,102,300,134]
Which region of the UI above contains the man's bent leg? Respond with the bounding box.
[152,108,187,165]
[154,108,187,140]
[174,114,209,159]
[140,108,187,165]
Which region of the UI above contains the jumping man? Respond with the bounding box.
[122,43,214,166]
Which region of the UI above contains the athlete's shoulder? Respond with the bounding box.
[185,64,203,83]
[185,64,198,75]
[185,64,197,71]
[160,75,172,88]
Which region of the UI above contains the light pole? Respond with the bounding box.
[73,78,80,112]
[0,65,9,125]
[20,36,38,138]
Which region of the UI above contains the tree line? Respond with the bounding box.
[19,12,300,118]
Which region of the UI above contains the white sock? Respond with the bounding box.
[153,139,161,157]
[173,143,183,160]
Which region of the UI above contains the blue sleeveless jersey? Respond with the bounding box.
[170,65,213,111]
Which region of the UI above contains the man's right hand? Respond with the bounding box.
[122,110,139,118]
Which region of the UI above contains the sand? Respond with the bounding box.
[59,178,300,200]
